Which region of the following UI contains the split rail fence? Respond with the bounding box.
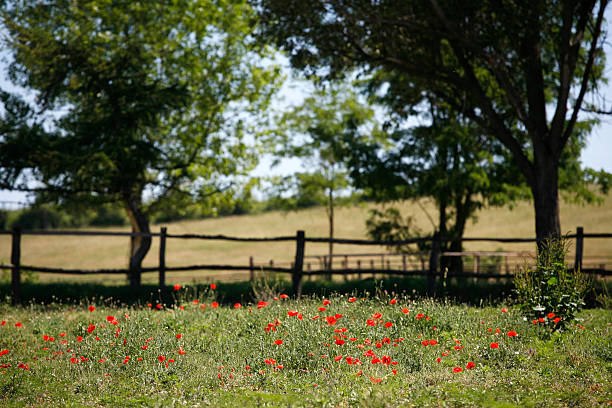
[1,226,611,305]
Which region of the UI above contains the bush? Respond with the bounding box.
[514,236,589,329]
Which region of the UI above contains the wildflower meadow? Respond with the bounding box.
[0,283,610,407]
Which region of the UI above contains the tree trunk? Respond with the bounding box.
[531,152,561,244]
[124,193,152,288]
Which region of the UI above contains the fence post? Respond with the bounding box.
[428,231,440,297]
[357,260,362,280]
[292,230,305,297]
[574,226,584,272]
[11,227,21,306]
[249,256,255,281]
[159,227,167,303]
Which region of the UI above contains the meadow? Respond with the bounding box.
[0,285,610,407]
[1,194,611,285]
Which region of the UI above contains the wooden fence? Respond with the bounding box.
[1,226,611,305]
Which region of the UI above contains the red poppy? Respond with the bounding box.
[76,336,83,342]
[0,350,8,356]
[211,301,219,308]
[297,313,303,320]
[142,345,148,350]
[402,308,410,314]
[553,317,561,323]
[547,312,555,318]
[416,313,424,319]
[507,331,518,337]
[370,376,382,383]
[173,284,181,291]
[88,306,95,312]
[355,370,362,375]
[334,355,343,361]
[287,310,298,317]
[318,307,326,312]
[158,355,166,362]
[106,316,115,322]
[178,346,185,355]
[176,334,182,339]
[453,367,463,373]
[390,299,397,304]
[490,342,499,349]
[429,339,438,345]
[257,301,268,309]
[274,339,283,345]
[384,322,393,328]
[538,317,544,323]
[323,300,331,306]
[421,340,429,346]
[335,338,345,346]
[372,313,382,319]
[348,297,357,303]
[501,308,508,313]
[210,283,216,290]
[466,362,476,369]
[436,357,441,363]
[15,322,22,328]
[87,324,95,333]
[280,294,289,299]
[1,321,5,325]
[326,316,338,325]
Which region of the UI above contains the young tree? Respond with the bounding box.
[270,85,381,271]
[0,0,280,286]
[255,0,611,242]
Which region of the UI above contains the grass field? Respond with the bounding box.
[1,193,612,285]
[0,289,610,407]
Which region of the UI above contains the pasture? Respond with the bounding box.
[0,288,610,407]
[1,194,612,285]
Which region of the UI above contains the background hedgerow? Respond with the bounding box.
[0,289,610,407]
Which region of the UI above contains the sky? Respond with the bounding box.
[1,22,611,207]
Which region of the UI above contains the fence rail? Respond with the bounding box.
[1,226,611,305]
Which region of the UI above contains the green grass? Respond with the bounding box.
[0,287,610,407]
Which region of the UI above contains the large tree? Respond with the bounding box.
[0,0,279,286]
[255,0,610,241]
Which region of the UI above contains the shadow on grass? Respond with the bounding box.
[0,275,608,307]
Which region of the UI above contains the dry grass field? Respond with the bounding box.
[1,192,611,285]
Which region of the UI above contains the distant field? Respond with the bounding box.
[1,192,611,285]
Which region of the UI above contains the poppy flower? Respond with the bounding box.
[280,294,289,299]
[318,307,327,312]
[176,334,182,339]
[335,338,345,346]
[553,317,561,323]
[402,308,410,314]
[334,355,343,361]
[416,313,424,320]
[274,339,283,345]
[87,324,95,333]
[436,357,441,363]
[429,339,438,345]
[384,322,393,328]
[538,317,544,323]
[466,362,476,369]
[76,336,83,342]
[453,367,463,373]
[490,342,499,349]
[507,331,518,337]
[326,316,338,325]
[0,350,8,356]
[390,299,397,304]
[501,308,508,313]
[106,316,115,322]
[297,313,303,320]
[88,306,95,312]
[355,370,362,375]
[421,340,429,346]
[257,301,268,309]
[348,297,357,303]
[211,301,219,308]
[323,300,331,306]
[547,312,555,318]
[178,346,185,355]
[234,303,242,309]
[158,355,166,362]
[370,376,382,383]
[15,322,22,328]
[372,313,382,319]
[210,283,216,290]
[173,284,181,291]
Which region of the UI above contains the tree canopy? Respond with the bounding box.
[255,0,611,241]
[1,0,280,285]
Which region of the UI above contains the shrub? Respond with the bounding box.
[514,236,589,329]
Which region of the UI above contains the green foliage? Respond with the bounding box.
[365,207,429,260]
[514,237,590,329]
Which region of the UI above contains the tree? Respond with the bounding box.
[348,96,527,273]
[255,0,611,242]
[269,84,381,272]
[0,0,280,286]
